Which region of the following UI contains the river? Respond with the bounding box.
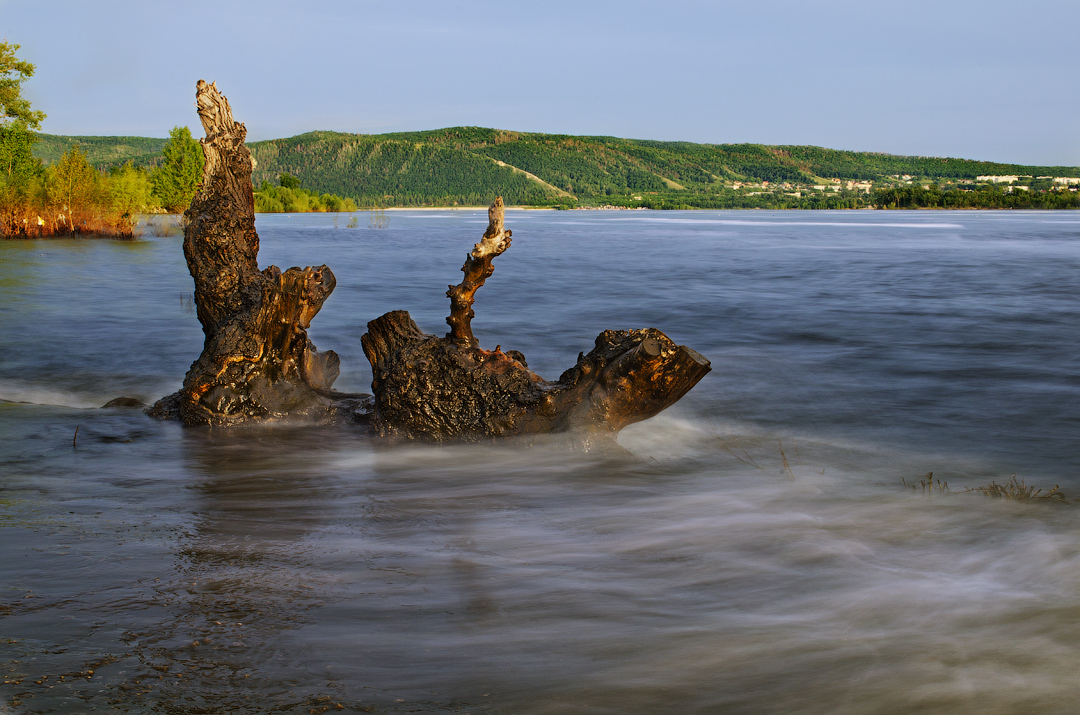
[3,209,1080,713]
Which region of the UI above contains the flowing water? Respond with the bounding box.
[2,210,1080,714]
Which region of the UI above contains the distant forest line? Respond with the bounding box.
[32,128,1080,211]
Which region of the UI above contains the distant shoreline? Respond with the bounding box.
[162,205,1080,218]
[379,206,554,212]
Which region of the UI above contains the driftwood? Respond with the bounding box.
[152,80,710,440]
[361,198,711,442]
[150,81,349,425]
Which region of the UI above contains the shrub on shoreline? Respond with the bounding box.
[253,173,357,213]
[1,146,155,239]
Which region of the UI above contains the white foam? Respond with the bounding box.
[0,380,105,409]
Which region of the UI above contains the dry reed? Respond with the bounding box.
[962,474,1068,503]
[902,472,950,494]
[903,472,1071,504]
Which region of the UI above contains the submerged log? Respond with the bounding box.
[361,199,711,442]
[150,80,347,425]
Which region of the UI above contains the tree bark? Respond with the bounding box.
[149,80,347,425]
[445,197,511,347]
[361,199,711,442]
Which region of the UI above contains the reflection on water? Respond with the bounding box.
[4,211,1080,713]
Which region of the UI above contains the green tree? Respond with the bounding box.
[47,145,100,230]
[0,41,46,129]
[0,122,37,184]
[0,126,40,234]
[278,172,301,189]
[0,42,46,234]
[152,126,204,213]
[107,161,155,217]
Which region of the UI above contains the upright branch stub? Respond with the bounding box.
[446,197,512,347]
[149,80,349,426]
[185,79,260,330]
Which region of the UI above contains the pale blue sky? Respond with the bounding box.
[3,0,1077,166]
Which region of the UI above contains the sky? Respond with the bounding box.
[2,0,1078,166]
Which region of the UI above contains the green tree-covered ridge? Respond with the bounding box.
[33,127,1080,209]
[32,134,167,167]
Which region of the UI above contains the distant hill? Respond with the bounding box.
[32,128,1080,209]
[33,134,168,168]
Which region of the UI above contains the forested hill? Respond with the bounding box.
[33,134,167,168]
[243,128,1080,207]
[33,128,1080,209]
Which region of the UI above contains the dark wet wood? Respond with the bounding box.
[445,197,511,347]
[149,80,348,425]
[361,200,712,442]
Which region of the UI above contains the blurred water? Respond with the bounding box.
[2,210,1080,713]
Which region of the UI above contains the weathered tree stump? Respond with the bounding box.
[361,199,711,442]
[152,80,710,439]
[149,80,345,425]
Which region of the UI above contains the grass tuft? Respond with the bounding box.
[903,472,1071,504]
[962,474,1068,503]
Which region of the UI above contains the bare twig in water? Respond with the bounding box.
[717,439,763,470]
[73,425,79,448]
[145,215,181,237]
[961,474,1069,503]
[779,440,796,480]
[369,205,388,229]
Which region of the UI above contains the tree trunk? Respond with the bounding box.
[149,80,348,425]
[361,199,711,443]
